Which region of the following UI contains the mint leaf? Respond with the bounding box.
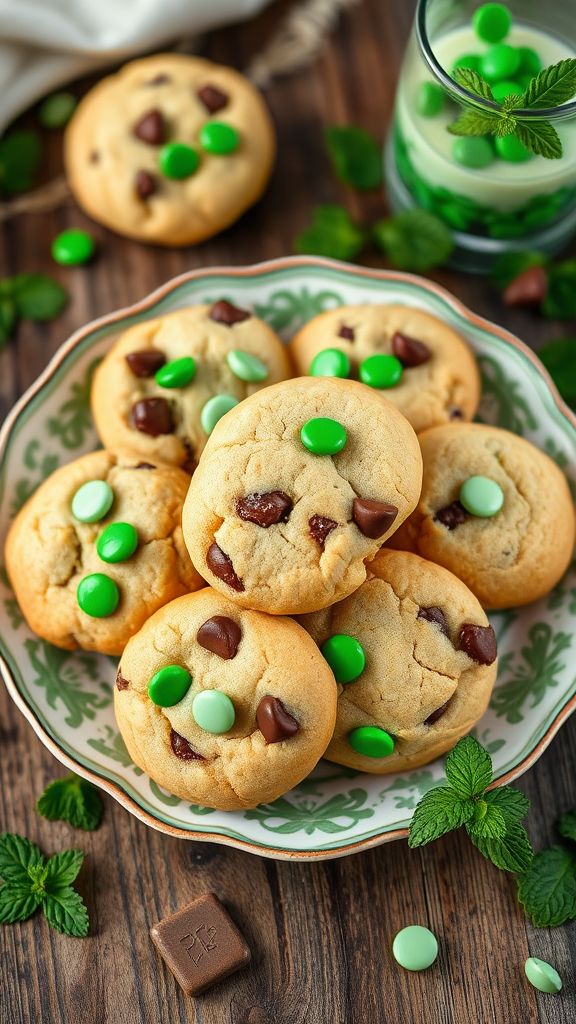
[295,205,367,261]
[42,888,89,938]
[448,109,505,137]
[514,119,562,159]
[373,209,453,272]
[542,261,576,318]
[325,125,382,191]
[0,297,17,349]
[521,58,576,110]
[454,68,495,102]
[490,250,547,289]
[37,774,103,831]
[465,800,507,840]
[558,810,576,843]
[470,821,534,873]
[11,274,68,322]
[0,131,41,196]
[445,736,493,799]
[408,786,475,847]
[0,884,42,924]
[0,833,44,884]
[44,850,84,890]
[484,786,530,825]
[517,846,576,926]
[538,339,576,408]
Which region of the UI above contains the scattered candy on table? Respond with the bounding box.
[52,228,95,266]
[392,925,439,971]
[524,957,563,994]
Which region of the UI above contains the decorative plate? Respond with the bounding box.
[1,257,575,861]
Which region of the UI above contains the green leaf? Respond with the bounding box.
[517,846,576,926]
[37,773,103,831]
[466,801,507,840]
[490,250,547,289]
[0,297,17,349]
[445,736,493,799]
[0,833,44,884]
[538,339,576,408]
[542,261,576,318]
[11,274,68,322]
[373,209,453,272]
[447,109,504,137]
[42,887,89,937]
[485,786,531,826]
[44,850,84,891]
[295,205,367,261]
[325,125,382,191]
[453,68,495,102]
[521,58,576,110]
[514,119,563,159]
[558,810,576,843]
[502,94,523,112]
[408,786,475,847]
[470,821,534,873]
[0,883,42,924]
[0,131,41,195]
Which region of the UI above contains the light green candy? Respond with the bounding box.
[227,349,268,382]
[200,394,239,434]
[71,480,114,523]
[524,957,562,994]
[392,926,439,971]
[192,689,235,733]
[459,475,504,517]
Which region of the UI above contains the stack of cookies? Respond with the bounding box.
[6,300,574,810]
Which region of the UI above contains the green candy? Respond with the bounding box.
[348,726,395,758]
[359,354,403,389]
[517,47,541,76]
[459,475,504,517]
[227,349,268,382]
[495,134,532,162]
[96,522,138,563]
[200,394,239,434]
[38,92,77,129]
[71,480,114,523]
[200,122,240,155]
[155,356,197,388]
[480,44,520,83]
[76,573,119,618]
[452,136,494,169]
[309,348,351,378]
[524,957,562,994]
[417,82,445,117]
[52,228,95,266]
[452,53,481,76]
[472,3,512,44]
[392,926,439,971]
[192,689,235,733]
[491,80,523,103]
[300,417,347,456]
[148,665,192,707]
[321,634,366,684]
[159,142,199,179]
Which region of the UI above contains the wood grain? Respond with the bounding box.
[1,1,575,1022]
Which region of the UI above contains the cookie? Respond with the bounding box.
[289,304,480,433]
[5,450,203,655]
[182,376,423,614]
[299,549,498,773]
[389,423,575,608]
[91,304,292,471]
[114,588,337,809]
[64,54,275,246]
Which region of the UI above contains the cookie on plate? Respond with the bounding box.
[289,304,480,433]
[5,450,203,655]
[114,588,337,810]
[182,376,423,614]
[299,549,498,774]
[64,54,275,246]
[91,303,292,471]
[389,423,575,608]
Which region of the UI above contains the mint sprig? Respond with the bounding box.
[295,205,367,261]
[517,809,576,927]
[0,833,89,937]
[325,125,383,191]
[0,273,67,349]
[0,131,41,196]
[37,773,103,831]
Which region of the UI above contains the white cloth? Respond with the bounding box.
[0,0,273,133]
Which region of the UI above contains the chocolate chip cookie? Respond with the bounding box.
[114,588,337,809]
[299,549,498,774]
[182,376,423,614]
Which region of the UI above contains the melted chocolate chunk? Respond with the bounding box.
[459,623,497,666]
[503,265,548,307]
[116,670,129,691]
[417,606,449,637]
[338,324,355,341]
[236,491,292,527]
[146,73,171,86]
[197,83,229,113]
[256,696,299,743]
[449,406,464,420]
[125,349,165,377]
[133,461,157,469]
[425,699,451,725]
[133,108,166,145]
[391,331,431,367]
[352,498,398,539]
[434,501,468,530]
[181,438,197,475]
[170,729,204,761]
[209,300,251,326]
[206,543,244,592]
[135,169,157,200]
[309,514,337,548]
[132,397,174,436]
[197,616,241,660]
[89,150,100,164]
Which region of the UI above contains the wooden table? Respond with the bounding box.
[1,1,574,1021]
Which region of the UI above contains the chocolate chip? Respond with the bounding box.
[449,407,464,420]
[197,84,229,113]
[338,324,355,341]
[133,461,157,469]
[116,670,129,690]
[434,501,468,530]
[417,606,449,637]
[135,169,157,200]
[352,498,398,539]
[206,543,244,592]
[209,300,251,326]
[425,699,451,725]
[236,491,292,527]
[182,438,197,475]
[503,265,548,307]
[146,73,171,86]
[256,696,299,743]
[133,109,166,145]
[459,623,497,665]
[392,331,431,367]
[197,616,241,660]
[125,349,166,377]
[309,514,337,548]
[89,150,100,164]
[170,729,204,761]
[132,397,174,436]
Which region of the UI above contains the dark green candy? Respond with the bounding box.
[300,417,347,455]
[96,522,138,563]
[155,356,197,388]
[38,92,77,128]
[199,122,240,155]
[452,137,494,169]
[359,354,403,389]
[159,142,200,179]
[495,134,532,163]
[417,82,445,117]
[321,634,366,684]
[480,44,520,83]
[491,80,523,103]
[76,573,119,617]
[472,3,512,44]
[52,229,95,266]
[349,726,395,758]
[309,348,351,378]
[148,665,193,707]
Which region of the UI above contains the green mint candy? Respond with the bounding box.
[155,356,197,388]
[192,689,235,733]
[472,4,512,44]
[452,137,494,169]
[77,573,119,618]
[480,44,520,82]
[52,229,95,266]
[148,665,192,707]
[96,522,138,563]
[227,349,268,382]
[38,92,77,129]
[159,142,200,179]
[71,480,114,523]
[459,475,504,517]
[200,394,239,434]
[348,726,395,758]
[321,634,366,684]
[417,82,445,117]
[309,348,351,378]
[495,134,532,163]
[518,47,541,76]
[199,122,240,155]
[491,80,523,103]
[524,958,562,994]
[359,354,403,389]
[300,417,347,456]
[393,926,439,971]
[452,54,481,75]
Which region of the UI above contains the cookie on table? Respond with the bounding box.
[389,423,575,608]
[299,549,498,774]
[5,450,203,656]
[91,303,292,471]
[114,588,337,810]
[289,304,480,433]
[64,54,275,246]
[182,376,423,614]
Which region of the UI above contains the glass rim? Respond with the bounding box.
[416,0,576,119]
